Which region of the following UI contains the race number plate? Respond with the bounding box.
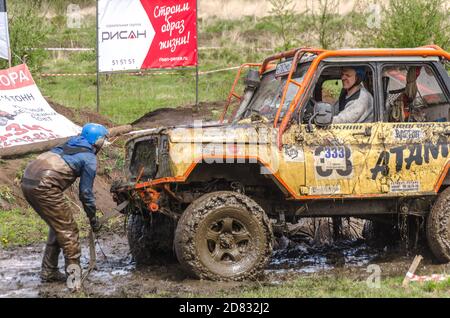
[275,60,292,77]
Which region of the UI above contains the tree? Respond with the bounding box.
[309,0,346,49]
[355,0,449,50]
[268,0,297,50]
[0,2,50,71]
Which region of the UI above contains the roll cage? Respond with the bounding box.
[220,45,450,148]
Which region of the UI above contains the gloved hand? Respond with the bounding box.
[89,216,102,233]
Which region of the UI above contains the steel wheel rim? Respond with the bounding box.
[196,207,262,277]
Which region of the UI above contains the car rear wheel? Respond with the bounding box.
[362,218,397,247]
[427,187,450,263]
[174,191,273,281]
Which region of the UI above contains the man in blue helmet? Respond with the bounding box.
[332,66,374,123]
[21,123,108,283]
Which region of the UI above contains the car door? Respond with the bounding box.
[373,61,450,195]
[298,63,386,197]
[301,122,385,197]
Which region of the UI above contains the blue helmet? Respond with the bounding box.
[351,66,366,81]
[81,123,109,145]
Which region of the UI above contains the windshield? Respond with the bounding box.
[243,62,310,122]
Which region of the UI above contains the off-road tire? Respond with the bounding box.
[427,187,450,263]
[127,213,176,264]
[362,217,398,248]
[174,191,273,281]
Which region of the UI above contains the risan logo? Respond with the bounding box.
[102,30,147,42]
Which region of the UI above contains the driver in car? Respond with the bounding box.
[332,67,374,124]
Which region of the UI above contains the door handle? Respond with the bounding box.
[352,127,372,137]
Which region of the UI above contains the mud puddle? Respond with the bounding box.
[267,239,380,274]
[0,234,240,298]
[1,234,448,297]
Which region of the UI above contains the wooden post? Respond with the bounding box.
[402,255,423,288]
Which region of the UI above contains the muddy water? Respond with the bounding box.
[268,239,380,274]
[0,234,239,298]
[1,234,448,298]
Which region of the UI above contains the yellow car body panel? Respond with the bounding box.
[159,120,450,200]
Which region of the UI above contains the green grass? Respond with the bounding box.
[141,275,450,298]
[0,207,123,247]
[37,49,250,124]
[0,209,48,247]
[0,186,15,204]
[218,275,450,298]
[38,70,238,124]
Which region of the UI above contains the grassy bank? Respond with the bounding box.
[38,63,239,125]
[0,209,48,247]
[219,275,450,298]
[0,208,123,248]
[140,274,450,298]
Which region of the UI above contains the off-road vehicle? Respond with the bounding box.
[112,45,450,280]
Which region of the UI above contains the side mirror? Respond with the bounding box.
[314,102,333,126]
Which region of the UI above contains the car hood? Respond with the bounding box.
[168,122,276,144]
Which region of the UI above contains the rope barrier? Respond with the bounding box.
[38,66,241,77]
[32,46,273,52]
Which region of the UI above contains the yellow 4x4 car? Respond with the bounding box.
[112,46,450,280]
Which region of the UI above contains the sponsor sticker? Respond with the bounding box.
[392,128,424,141]
[309,185,341,195]
[390,180,420,192]
[283,144,305,162]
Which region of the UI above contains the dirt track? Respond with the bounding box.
[132,101,226,129]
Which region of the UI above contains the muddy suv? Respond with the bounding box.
[112,46,450,281]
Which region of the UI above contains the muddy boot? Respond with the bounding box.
[40,245,66,283]
[65,258,82,291]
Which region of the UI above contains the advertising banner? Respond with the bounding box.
[0,64,81,149]
[98,0,197,72]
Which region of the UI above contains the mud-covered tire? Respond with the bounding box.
[127,213,176,264]
[427,187,450,263]
[362,220,375,242]
[362,219,397,247]
[174,191,273,281]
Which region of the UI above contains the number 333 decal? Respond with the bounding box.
[314,146,353,179]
